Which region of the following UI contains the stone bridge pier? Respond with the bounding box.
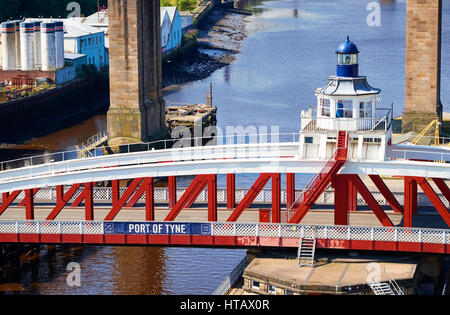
[107,0,167,145]
[403,0,442,134]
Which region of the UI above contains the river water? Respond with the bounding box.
[1,0,450,294]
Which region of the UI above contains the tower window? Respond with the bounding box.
[337,54,358,65]
[336,100,353,118]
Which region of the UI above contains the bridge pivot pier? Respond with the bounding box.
[403,0,442,133]
[107,0,167,145]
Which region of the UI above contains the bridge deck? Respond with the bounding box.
[1,206,448,229]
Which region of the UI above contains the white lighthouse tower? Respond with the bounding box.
[299,37,392,161]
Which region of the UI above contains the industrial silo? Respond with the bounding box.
[1,22,17,70]
[20,22,36,71]
[54,21,64,69]
[41,22,56,71]
[13,20,21,70]
[34,21,41,70]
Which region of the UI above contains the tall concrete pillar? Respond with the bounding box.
[402,0,442,134]
[107,0,167,145]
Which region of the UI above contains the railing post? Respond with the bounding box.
[371,227,374,241]
[347,226,351,240]
[15,222,19,234]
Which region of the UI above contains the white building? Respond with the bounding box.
[62,18,108,68]
[299,37,392,162]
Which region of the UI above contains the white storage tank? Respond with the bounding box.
[1,22,17,70]
[20,22,36,71]
[54,21,64,69]
[41,22,56,71]
[34,21,41,69]
[13,20,21,69]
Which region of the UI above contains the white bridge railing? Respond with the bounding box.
[0,141,300,185]
[0,221,448,246]
[1,187,447,208]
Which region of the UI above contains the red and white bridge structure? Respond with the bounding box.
[1,38,449,255]
[0,131,449,254]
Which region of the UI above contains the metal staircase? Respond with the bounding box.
[297,238,316,267]
[368,270,405,295]
[286,131,349,223]
[368,282,396,295]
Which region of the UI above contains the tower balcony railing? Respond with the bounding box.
[301,106,392,133]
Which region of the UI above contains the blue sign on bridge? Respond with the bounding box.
[103,222,211,236]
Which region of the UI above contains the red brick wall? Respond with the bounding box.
[0,70,56,83]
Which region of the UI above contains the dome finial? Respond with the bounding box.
[346,36,350,41]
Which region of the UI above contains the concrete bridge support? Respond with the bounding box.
[107,0,167,145]
[403,0,442,134]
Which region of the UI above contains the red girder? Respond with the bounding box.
[168,176,177,208]
[286,173,295,209]
[164,175,212,222]
[104,178,144,221]
[112,180,119,208]
[227,174,272,222]
[25,189,34,220]
[415,177,450,227]
[333,174,351,225]
[369,175,403,213]
[0,190,21,216]
[208,175,217,222]
[288,162,344,224]
[431,178,450,203]
[145,178,154,221]
[272,173,281,223]
[70,182,96,208]
[349,174,394,227]
[185,176,209,209]
[125,182,147,208]
[404,177,418,227]
[227,174,236,209]
[46,184,83,220]
[84,182,94,221]
[18,188,40,207]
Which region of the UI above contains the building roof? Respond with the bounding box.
[25,17,104,38]
[316,76,380,96]
[161,6,178,23]
[336,36,359,54]
[63,18,105,38]
[64,52,87,60]
[83,10,108,27]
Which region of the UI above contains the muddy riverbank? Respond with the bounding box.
[162,5,251,89]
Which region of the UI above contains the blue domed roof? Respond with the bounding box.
[336,36,359,54]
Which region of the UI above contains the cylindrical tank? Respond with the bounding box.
[13,20,21,69]
[41,22,56,71]
[34,21,41,69]
[20,22,35,71]
[1,22,16,70]
[54,21,65,69]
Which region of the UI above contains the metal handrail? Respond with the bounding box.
[0,132,300,173]
[0,220,448,246]
[283,147,339,222]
